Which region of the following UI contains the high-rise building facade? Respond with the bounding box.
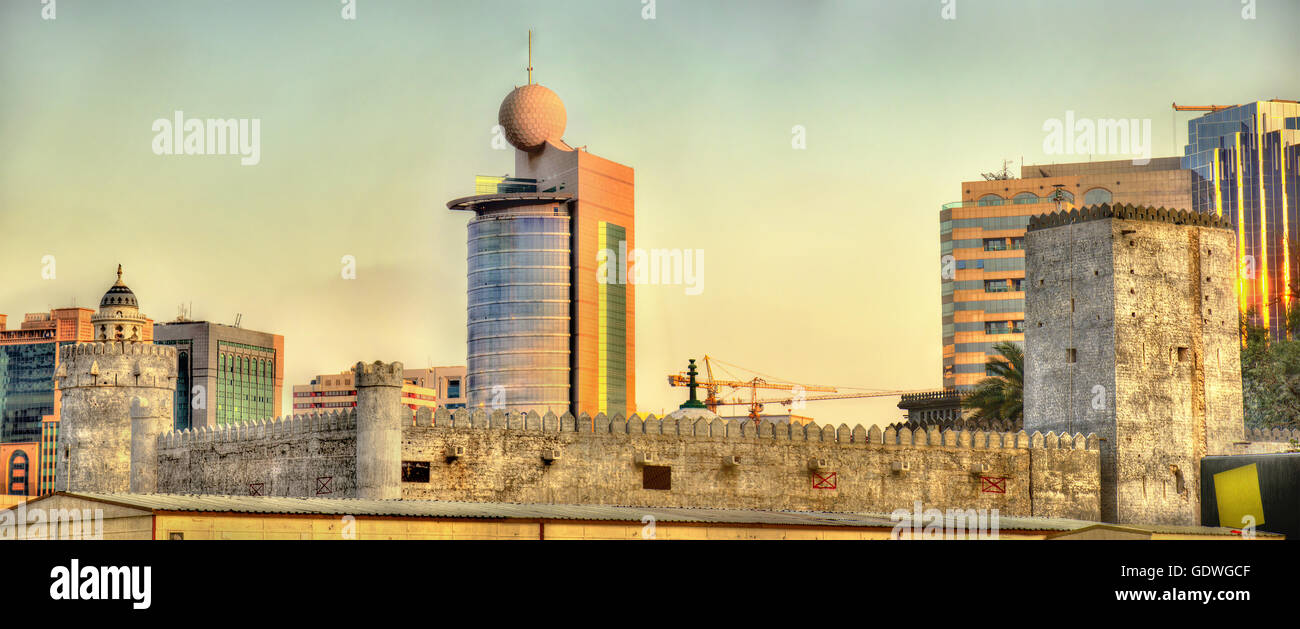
[154,321,284,429]
[941,158,1192,389]
[291,366,466,416]
[1183,99,1300,338]
[0,308,93,443]
[447,78,635,417]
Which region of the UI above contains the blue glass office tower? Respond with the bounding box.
[1183,100,1300,338]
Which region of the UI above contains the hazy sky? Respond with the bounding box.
[2,0,1297,427]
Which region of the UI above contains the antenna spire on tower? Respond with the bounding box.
[527,29,534,84]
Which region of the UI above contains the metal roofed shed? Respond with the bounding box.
[0,493,1283,541]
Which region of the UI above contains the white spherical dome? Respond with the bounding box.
[498,84,566,151]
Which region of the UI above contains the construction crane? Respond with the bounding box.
[666,356,932,420]
[1172,99,1299,112]
[666,355,836,413]
[712,389,947,421]
[1171,102,1236,112]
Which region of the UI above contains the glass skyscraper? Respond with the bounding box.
[448,77,636,418]
[1183,100,1300,338]
[463,199,574,412]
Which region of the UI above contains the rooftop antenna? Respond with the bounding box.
[234,313,242,328]
[980,159,1015,181]
[527,29,534,85]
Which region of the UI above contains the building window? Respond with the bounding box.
[984,279,1010,293]
[642,465,671,491]
[983,238,1007,251]
[984,321,1012,335]
[447,378,461,399]
[401,461,431,483]
[1083,188,1113,206]
[977,194,1004,206]
[1067,348,1077,363]
[1009,237,1025,250]
[1012,192,1039,204]
[7,450,29,495]
[1177,347,1190,362]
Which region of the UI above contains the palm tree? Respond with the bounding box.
[963,342,1024,424]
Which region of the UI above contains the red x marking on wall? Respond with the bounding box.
[980,476,1007,494]
[315,476,333,495]
[248,482,264,496]
[813,472,837,490]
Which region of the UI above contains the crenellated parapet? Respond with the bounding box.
[1245,427,1300,444]
[353,360,404,388]
[1027,203,1234,232]
[416,408,1099,452]
[56,341,177,390]
[157,409,358,451]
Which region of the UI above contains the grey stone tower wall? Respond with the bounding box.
[1024,218,1119,517]
[55,342,176,493]
[354,361,404,500]
[1025,205,1242,525]
[130,397,169,493]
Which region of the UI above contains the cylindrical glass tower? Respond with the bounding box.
[458,195,573,412]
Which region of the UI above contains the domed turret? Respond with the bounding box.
[92,265,150,342]
[100,266,139,309]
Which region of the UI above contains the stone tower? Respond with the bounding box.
[1023,205,1243,525]
[354,360,404,500]
[55,268,176,493]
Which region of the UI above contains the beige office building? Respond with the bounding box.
[291,366,466,416]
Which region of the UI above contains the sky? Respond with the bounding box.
[1,0,1297,428]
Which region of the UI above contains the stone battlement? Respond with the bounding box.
[59,341,175,360]
[354,360,404,387]
[417,408,1100,451]
[158,409,358,450]
[1027,203,1234,232]
[1245,427,1300,443]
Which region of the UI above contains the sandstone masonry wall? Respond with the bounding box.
[398,409,1101,519]
[157,410,357,497]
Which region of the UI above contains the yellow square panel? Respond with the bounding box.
[1214,464,1265,528]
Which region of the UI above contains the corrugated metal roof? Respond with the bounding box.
[19,492,1263,536]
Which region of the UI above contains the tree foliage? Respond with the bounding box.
[964,342,1024,424]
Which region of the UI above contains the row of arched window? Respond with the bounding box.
[219,353,273,377]
[976,188,1113,206]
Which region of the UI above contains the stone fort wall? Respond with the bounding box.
[157,411,357,497]
[400,409,1101,519]
[154,402,1102,520]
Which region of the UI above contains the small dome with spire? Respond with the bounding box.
[99,264,138,309]
[91,265,149,342]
